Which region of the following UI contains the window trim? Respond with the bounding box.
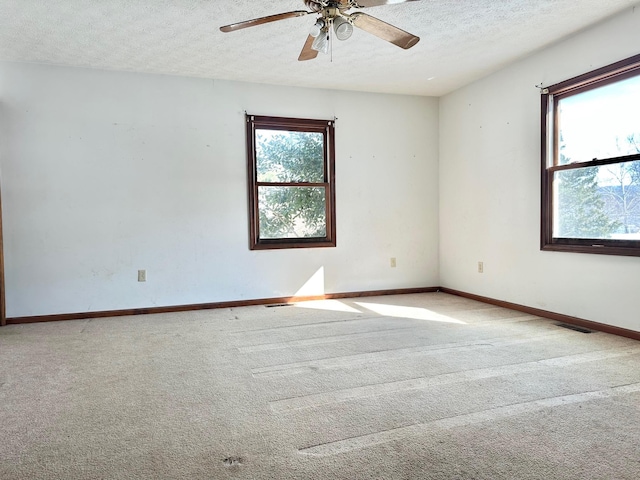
[541,53,640,257]
[246,114,336,250]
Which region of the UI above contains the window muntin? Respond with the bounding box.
[247,115,336,250]
[541,53,640,256]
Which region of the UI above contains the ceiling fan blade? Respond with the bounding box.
[298,35,320,61]
[220,11,310,33]
[351,12,419,49]
[352,0,421,7]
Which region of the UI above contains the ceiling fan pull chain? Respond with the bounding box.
[330,18,333,63]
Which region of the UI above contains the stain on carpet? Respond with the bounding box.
[223,456,244,467]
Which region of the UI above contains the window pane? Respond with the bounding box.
[553,160,640,239]
[256,129,324,183]
[557,74,640,165]
[258,186,327,239]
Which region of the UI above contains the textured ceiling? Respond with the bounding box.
[0,0,636,96]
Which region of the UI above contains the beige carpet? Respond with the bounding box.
[1,292,639,479]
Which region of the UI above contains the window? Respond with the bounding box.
[541,53,640,256]
[246,115,336,250]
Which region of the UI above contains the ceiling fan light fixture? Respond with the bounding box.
[333,17,353,41]
[309,19,325,38]
[311,30,329,54]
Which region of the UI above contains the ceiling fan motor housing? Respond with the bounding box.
[305,1,354,13]
[304,0,325,13]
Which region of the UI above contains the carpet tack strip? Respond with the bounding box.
[298,383,640,456]
[271,346,640,412]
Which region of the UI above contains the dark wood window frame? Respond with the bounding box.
[541,53,640,257]
[246,114,336,250]
[0,181,5,326]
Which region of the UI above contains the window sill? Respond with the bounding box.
[541,243,640,257]
[250,239,337,250]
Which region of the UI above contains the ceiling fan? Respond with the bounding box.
[220,0,420,61]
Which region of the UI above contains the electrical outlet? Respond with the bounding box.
[138,269,146,282]
[390,257,397,268]
[478,261,484,273]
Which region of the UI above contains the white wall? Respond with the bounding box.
[0,63,440,317]
[440,8,640,332]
